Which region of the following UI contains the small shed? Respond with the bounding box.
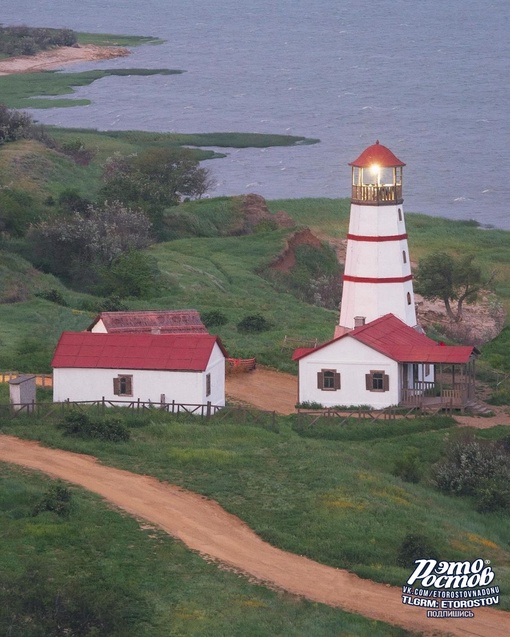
[9,375,36,412]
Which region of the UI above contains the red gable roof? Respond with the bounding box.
[52,332,227,372]
[87,309,207,334]
[293,314,474,364]
[349,140,405,168]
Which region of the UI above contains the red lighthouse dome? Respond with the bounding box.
[349,141,405,205]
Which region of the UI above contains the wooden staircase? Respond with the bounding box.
[464,399,494,416]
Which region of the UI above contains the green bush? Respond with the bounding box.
[432,432,510,512]
[393,448,422,483]
[33,484,72,517]
[59,410,130,442]
[237,313,272,333]
[35,288,68,306]
[201,310,228,327]
[397,533,439,568]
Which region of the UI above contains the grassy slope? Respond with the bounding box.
[1,412,508,614]
[0,464,414,637]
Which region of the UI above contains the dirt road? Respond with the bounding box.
[0,435,507,636]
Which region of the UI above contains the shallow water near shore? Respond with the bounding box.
[2,0,509,228]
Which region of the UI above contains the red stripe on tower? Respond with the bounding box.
[346,233,408,242]
[342,274,413,284]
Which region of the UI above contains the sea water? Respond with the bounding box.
[2,0,509,228]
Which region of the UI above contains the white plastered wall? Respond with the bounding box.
[298,336,399,409]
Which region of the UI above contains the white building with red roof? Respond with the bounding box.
[52,332,227,408]
[293,314,476,409]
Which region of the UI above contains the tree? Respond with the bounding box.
[28,201,153,287]
[100,147,213,210]
[0,103,34,144]
[414,251,493,322]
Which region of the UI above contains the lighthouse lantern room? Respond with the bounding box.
[336,141,417,337]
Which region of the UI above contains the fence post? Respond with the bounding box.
[102,397,105,414]
[172,400,175,414]
[206,401,211,419]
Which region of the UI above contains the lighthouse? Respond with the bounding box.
[336,141,417,337]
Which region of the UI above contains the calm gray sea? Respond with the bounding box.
[2,0,510,227]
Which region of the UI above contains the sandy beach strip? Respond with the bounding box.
[0,44,129,76]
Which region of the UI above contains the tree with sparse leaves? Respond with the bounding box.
[414,251,494,322]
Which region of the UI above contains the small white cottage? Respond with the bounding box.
[52,332,227,408]
[293,314,476,410]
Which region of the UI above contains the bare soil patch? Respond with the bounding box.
[0,434,507,636]
[226,367,297,414]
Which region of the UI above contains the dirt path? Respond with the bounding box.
[0,435,507,636]
[226,366,298,414]
[0,45,129,75]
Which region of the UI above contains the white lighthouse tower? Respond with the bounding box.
[336,141,417,337]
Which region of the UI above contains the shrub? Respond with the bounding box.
[201,310,228,327]
[33,484,72,517]
[237,314,272,333]
[393,448,422,483]
[397,533,439,569]
[59,410,130,442]
[432,432,510,512]
[35,288,68,306]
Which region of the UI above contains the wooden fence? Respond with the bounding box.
[226,358,257,373]
[295,403,454,426]
[0,399,278,430]
[0,371,53,388]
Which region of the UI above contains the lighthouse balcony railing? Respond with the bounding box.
[351,184,403,205]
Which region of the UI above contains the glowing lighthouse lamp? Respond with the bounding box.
[335,141,417,337]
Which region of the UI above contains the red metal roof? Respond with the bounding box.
[52,332,227,372]
[349,141,405,168]
[293,314,474,364]
[87,309,208,334]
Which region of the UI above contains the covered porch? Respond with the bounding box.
[400,358,477,410]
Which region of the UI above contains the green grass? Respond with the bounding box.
[0,464,415,636]
[1,411,509,613]
[0,69,181,109]
[76,32,164,47]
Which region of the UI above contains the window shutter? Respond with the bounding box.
[334,372,341,390]
[384,374,390,392]
[317,371,324,389]
[125,376,133,395]
[113,377,120,395]
[365,373,371,390]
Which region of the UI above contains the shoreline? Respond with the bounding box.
[0,44,129,76]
